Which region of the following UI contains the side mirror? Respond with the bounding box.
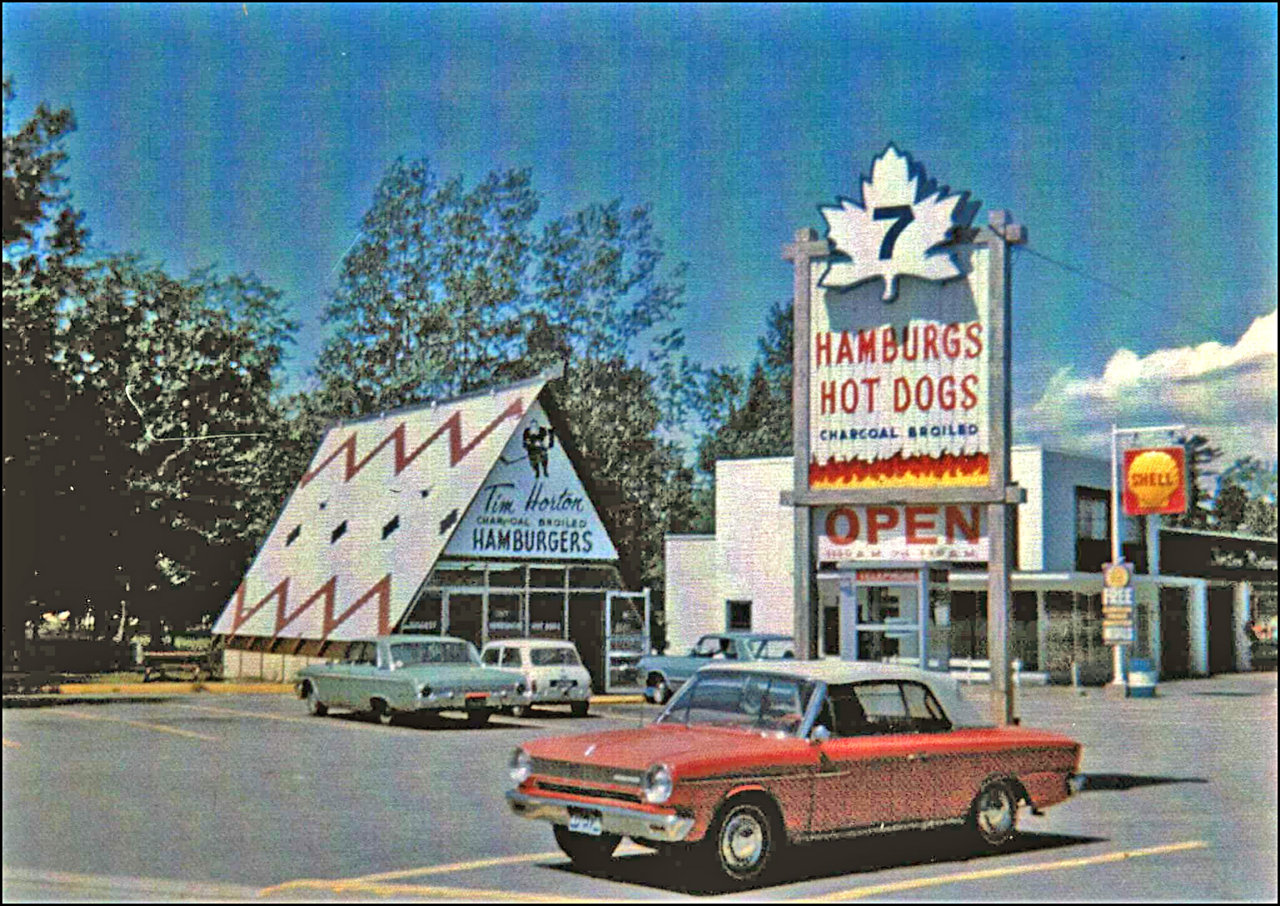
[809,725,831,745]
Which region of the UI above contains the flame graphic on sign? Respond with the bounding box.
[810,452,989,489]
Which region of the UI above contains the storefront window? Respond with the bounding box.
[402,589,443,633]
[528,591,566,638]
[486,592,524,639]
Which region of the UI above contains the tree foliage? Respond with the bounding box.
[4,78,297,639]
[694,299,794,477]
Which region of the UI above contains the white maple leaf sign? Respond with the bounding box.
[819,145,975,301]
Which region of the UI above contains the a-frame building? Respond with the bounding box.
[212,369,642,690]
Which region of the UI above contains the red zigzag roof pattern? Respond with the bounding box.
[229,574,393,639]
[299,397,525,488]
[229,396,527,639]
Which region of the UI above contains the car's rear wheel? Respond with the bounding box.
[304,684,327,717]
[647,674,670,704]
[466,708,491,728]
[570,700,589,718]
[969,779,1019,848]
[553,824,620,870]
[707,798,780,885]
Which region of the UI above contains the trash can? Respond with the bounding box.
[1127,658,1158,698]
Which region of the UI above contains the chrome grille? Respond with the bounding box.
[530,757,640,788]
[536,781,642,804]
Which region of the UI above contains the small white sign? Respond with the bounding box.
[1102,624,1135,645]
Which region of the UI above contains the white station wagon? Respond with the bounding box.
[481,638,593,717]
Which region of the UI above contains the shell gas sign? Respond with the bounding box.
[1122,446,1187,516]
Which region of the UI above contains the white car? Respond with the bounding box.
[481,638,592,717]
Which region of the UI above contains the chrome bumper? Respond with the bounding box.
[506,789,694,843]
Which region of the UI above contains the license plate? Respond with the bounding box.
[567,808,602,837]
[551,679,576,688]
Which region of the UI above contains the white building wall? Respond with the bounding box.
[1010,446,1046,571]
[1035,448,1112,572]
[715,459,795,639]
[663,535,719,654]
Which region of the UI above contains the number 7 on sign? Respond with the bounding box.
[873,205,915,260]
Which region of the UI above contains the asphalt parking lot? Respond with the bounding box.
[3,671,1276,902]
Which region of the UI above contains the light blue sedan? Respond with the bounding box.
[636,632,796,703]
[295,635,525,727]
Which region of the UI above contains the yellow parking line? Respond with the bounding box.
[2,739,19,748]
[259,878,577,901]
[175,702,421,732]
[801,840,1209,901]
[257,843,653,897]
[54,709,218,742]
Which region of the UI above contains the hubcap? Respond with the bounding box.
[720,810,765,873]
[977,787,1014,839]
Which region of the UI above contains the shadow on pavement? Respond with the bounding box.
[1081,773,1209,791]
[544,828,1105,896]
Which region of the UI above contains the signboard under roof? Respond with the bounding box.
[445,400,618,560]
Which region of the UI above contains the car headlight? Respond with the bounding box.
[509,748,532,784]
[643,763,673,804]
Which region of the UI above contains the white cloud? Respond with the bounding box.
[1015,309,1278,468]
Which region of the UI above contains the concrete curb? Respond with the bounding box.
[7,684,650,703]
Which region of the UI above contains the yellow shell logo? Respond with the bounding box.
[1104,564,1130,588]
[1127,449,1180,511]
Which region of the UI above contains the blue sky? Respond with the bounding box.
[3,3,1276,465]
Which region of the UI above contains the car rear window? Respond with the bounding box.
[530,647,580,666]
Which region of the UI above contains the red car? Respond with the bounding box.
[508,661,1083,885]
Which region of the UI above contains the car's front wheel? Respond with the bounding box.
[969,779,1020,848]
[707,798,780,885]
[553,825,620,870]
[510,704,531,718]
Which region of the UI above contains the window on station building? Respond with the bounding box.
[726,600,752,632]
[1075,488,1109,541]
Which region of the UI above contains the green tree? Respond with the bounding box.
[694,299,794,477]
[1217,456,1278,537]
[317,159,539,414]
[1165,434,1222,530]
[4,78,297,640]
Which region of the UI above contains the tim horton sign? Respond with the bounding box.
[809,146,990,491]
[1122,446,1187,516]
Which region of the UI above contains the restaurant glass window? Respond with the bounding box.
[529,591,566,638]
[487,592,524,640]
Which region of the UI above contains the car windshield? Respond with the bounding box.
[389,640,478,667]
[530,647,580,666]
[746,638,797,660]
[657,670,816,735]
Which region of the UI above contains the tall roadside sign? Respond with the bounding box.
[784,145,1026,725]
